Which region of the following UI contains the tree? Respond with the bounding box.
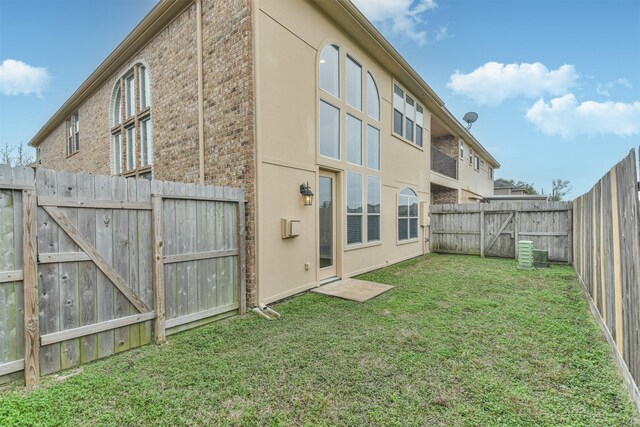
[494,177,538,195]
[0,143,35,167]
[550,178,571,201]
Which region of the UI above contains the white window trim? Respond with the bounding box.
[392,81,424,150]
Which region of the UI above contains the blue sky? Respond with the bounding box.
[1,0,639,198]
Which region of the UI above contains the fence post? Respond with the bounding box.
[151,195,166,344]
[237,198,247,315]
[22,189,39,386]
[514,211,520,258]
[479,210,484,258]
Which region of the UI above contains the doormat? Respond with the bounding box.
[311,278,394,302]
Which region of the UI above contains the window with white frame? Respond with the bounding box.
[346,56,362,110]
[489,167,494,180]
[125,73,135,118]
[126,126,136,171]
[141,118,152,167]
[319,100,340,160]
[415,105,424,147]
[398,187,418,241]
[474,155,480,171]
[319,44,340,98]
[469,151,473,165]
[459,140,464,159]
[140,65,150,109]
[111,63,153,177]
[392,83,425,148]
[367,176,381,242]
[347,171,363,245]
[66,112,79,156]
[112,134,122,175]
[367,125,380,170]
[367,72,379,121]
[346,114,362,165]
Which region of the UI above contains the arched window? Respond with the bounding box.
[398,188,418,241]
[367,72,379,121]
[319,44,340,98]
[110,63,152,178]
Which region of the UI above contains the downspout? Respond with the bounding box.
[196,0,205,185]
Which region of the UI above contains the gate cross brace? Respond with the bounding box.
[42,206,151,313]
[485,212,515,251]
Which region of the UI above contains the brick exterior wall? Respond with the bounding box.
[432,135,458,159]
[35,0,258,306]
[431,186,458,205]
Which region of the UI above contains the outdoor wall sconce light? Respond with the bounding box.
[300,182,314,206]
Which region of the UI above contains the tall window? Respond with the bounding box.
[66,112,79,156]
[393,83,425,148]
[318,44,382,247]
[367,72,380,121]
[489,167,494,180]
[347,172,363,245]
[111,63,152,178]
[398,188,418,241]
[319,100,340,160]
[367,125,380,170]
[459,140,464,159]
[346,114,362,165]
[367,176,381,242]
[319,44,340,98]
[346,56,362,110]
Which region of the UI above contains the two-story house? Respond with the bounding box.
[29,0,499,308]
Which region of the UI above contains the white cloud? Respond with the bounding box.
[434,26,448,42]
[351,0,438,45]
[525,94,640,139]
[0,59,50,97]
[596,78,633,97]
[447,62,579,106]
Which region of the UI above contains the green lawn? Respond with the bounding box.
[1,254,638,426]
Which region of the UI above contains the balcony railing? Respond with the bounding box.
[431,146,458,180]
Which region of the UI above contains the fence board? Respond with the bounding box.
[574,148,640,412]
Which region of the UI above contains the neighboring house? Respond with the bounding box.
[430,133,499,205]
[494,186,530,195]
[29,0,499,308]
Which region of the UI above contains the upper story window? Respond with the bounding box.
[111,63,152,179]
[66,112,80,156]
[398,187,418,241]
[367,72,380,121]
[320,44,340,98]
[346,56,362,110]
[474,156,480,171]
[489,167,494,180]
[318,43,380,171]
[459,140,464,159]
[393,83,424,148]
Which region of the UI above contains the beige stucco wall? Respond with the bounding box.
[255,0,430,304]
[459,140,495,199]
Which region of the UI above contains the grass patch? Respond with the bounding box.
[1,254,638,426]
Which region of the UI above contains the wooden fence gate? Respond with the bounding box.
[430,201,573,262]
[0,167,246,385]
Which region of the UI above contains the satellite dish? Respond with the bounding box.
[463,112,478,130]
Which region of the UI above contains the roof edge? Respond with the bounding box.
[29,0,190,147]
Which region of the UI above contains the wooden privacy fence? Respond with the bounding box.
[573,148,640,410]
[430,201,573,262]
[0,166,246,385]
